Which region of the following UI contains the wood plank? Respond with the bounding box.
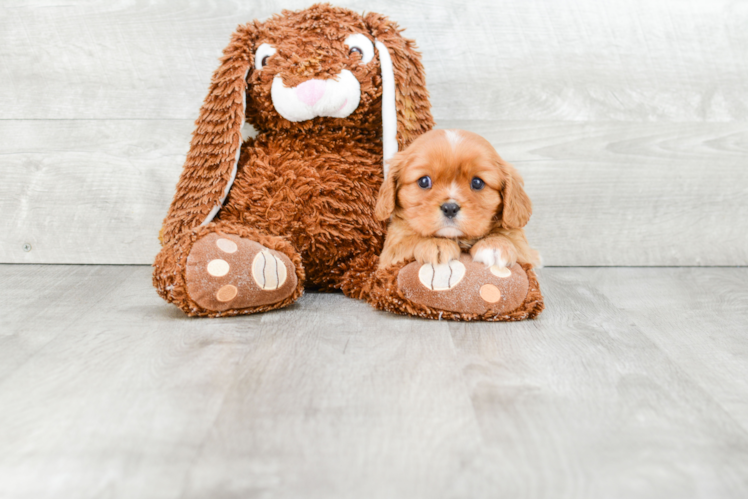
[0,119,190,264]
[0,265,137,382]
[0,265,268,497]
[180,293,484,497]
[447,267,748,497]
[590,267,748,427]
[0,0,746,121]
[0,265,747,496]
[2,119,746,265]
[455,120,748,266]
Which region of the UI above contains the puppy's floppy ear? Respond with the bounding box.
[160,23,256,246]
[364,12,434,180]
[498,160,533,229]
[374,151,408,221]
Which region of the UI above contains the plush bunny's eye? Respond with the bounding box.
[418,176,432,189]
[254,43,276,70]
[344,34,374,64]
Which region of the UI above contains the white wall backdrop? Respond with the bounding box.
[1,0,746,265]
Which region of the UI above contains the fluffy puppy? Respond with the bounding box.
[375,129,541,270]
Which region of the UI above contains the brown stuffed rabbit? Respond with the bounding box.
[153,3,543,321]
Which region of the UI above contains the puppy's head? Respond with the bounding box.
[375,129,532,238]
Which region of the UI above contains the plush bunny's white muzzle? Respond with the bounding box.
[271,70,361,122]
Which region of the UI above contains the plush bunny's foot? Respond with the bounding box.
[185,232,299,312]
[369,253,543,321]
[399,254,528,315]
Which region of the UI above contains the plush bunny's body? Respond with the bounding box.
[219,129,385,292]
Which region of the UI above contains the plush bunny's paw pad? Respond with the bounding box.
[397,254,529,315]
[185,233,297,312]
[417,260,466,290]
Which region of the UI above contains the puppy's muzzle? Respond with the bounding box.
[440,202,460,219]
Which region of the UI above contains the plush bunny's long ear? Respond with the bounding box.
[160,25,255,246]
[365,13,434,180]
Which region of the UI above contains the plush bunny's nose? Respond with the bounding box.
[295,79,326,106]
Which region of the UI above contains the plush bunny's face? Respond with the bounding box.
[247,9,384,133]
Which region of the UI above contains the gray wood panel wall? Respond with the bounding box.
[2,0,746,265]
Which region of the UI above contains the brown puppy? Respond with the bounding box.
[375,129,541,270]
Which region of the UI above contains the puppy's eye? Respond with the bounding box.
[261,55,270,67]
[417,176,432,189]
[471,177,485,190]
[349,47,363,57]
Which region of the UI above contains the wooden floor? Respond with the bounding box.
[1,265,747,498]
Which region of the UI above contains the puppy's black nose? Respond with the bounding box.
[440,202,460,219]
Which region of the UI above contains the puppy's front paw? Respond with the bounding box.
[414,238,461,265]
[470,239,518,268]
